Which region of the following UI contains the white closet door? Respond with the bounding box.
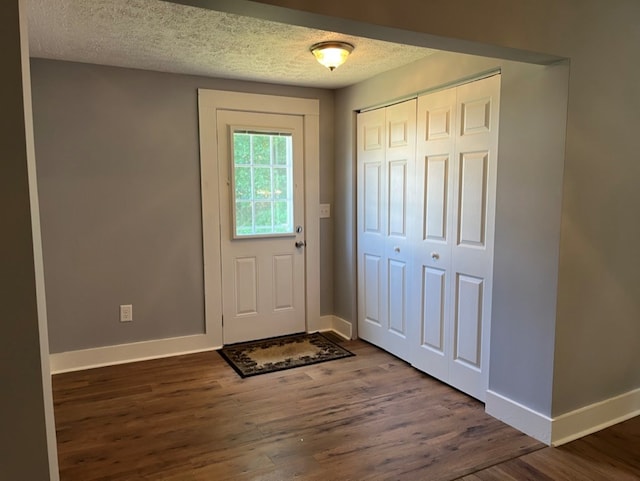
[410,87,458,382]
[357,100,416,360]
[413,75,500,401]
[448,75,500,400]
[357,75,500,402]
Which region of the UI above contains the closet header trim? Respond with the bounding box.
[358,68,501,113]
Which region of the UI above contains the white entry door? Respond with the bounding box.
[357,100,417,360]
[217,110,306,344]
[411,75,500,401]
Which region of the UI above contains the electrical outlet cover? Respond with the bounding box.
[320,203,331,218]
[120,304,133,322]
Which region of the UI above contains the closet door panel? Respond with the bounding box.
[458,151,488,247]
[388,160,407,237]
[364,163,382,233]
[388,259,407,336]
[417,266,448,381]
[454,273,484,369]
[363,254,382,326]
[411,87,457,380]
[449,75,500,401]
[424,155,448,242]
[357,100,416,359]
[358,108,388,346]
[380,100,416,358]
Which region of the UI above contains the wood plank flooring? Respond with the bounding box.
[52,339,640,480]
[461,415,640,481]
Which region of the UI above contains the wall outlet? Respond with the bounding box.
[319,203,331,218]
[120,304,133,322]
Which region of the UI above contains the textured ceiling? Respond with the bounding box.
[26,0,437,89]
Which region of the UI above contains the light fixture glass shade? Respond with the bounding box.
[310,41,354,71]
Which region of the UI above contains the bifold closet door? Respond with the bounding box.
[357,100,417,360]
[409,86,457,383]
[356,75,499,401]
[411,75,500,401]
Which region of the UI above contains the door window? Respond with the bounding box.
[231,129,294,237]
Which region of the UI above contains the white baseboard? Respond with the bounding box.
[550,387,640,446]
[485,389,553,444]
[319,315,353,340]
[51,318,354,374]
[486,387,640,447]
[50,334,219,374]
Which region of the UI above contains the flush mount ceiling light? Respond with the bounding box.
[310,41,354,71]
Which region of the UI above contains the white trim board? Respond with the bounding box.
[550,387,640,446]
[486,390,553,444]
[49,318,351,374]
[319,315,353,340]
[50,334,219,374]
[486,388,640,446]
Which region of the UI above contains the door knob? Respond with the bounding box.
[394,246,401,253]
[295,241,307,248]
[431,251,440,260]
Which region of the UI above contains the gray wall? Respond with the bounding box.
[249,0,640,417]
[31,59,335,353]
[491,60,568,415]
[1,1,57,479]
[335,53,569,416]
[6,4,640,474]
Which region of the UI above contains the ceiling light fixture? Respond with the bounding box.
[310,41,354,71]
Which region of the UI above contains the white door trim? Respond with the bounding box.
[198,90,320,346]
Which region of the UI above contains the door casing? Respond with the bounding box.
[198,90,320,347]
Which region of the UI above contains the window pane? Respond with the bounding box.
[233,133,251,165]
[274,201,290,232]
[253,167,272,199]
[273,136,288,165]
[273,168,288,200]
[254,202,273,232]
[234,167,252,200]
[252,135,271,165]
[235,201,253,234]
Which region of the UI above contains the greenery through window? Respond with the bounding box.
[232,130,294,237]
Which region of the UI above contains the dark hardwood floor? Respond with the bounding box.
[52,339,640,480]
[461,415,640,481]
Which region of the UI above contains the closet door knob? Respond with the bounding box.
[431,251,440,260]
[394,246,401,253]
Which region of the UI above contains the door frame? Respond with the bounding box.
[198,90,320,347]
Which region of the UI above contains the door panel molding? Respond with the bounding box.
[234,257,258,316]
[198,90,320,347]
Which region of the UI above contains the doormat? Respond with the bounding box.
[218,332,354,378]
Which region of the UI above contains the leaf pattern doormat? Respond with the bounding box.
[218,332,354,378]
